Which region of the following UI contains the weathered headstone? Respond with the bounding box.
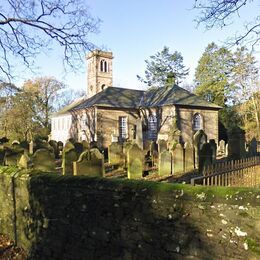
[32,149,55,172]
[73,149,105,177]
[193,130,207,168]
[158,139,167,154]
[219,140,226,156]
[209,139,217,163]
[172,143,184,174]
[127,144,143,179]
[249,138,257,156]
[4,148,23,166]
[158,150,172,176]
[228,127,246,159]
[49,140,59,158]
[184,142,194,172]
[18,154,31,169]
[108,142,124,165]
[150,141,158,166]
[198,143,212,175]
[62,142,78,175]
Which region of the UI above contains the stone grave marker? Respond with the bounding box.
[73,148,105,177]
[49,140,59,158]
[172,143,184,174]
[32,149,56,172]
[209,139,217,163]
[158,139,167,154]
[127,144,143,179]
[219,140,226,156]
[249,138,257,156]
[193,130,207,168]
[184,142,194,172]
[62,141,78,175]
[108,142,124,165]
[158,150,171,176]
[18,154,31,169]
[4,148,23,166]
[198,143,212,175]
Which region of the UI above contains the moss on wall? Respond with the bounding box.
[0,166,259,259]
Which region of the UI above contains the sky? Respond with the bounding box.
[14,0,260,92]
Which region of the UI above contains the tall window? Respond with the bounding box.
[193,113,202,131]
[100,59,108,72]
[119,116,127,141]
[148,114,157,140]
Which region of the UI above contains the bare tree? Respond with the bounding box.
[193,0,260,47]
[0,0,100,81]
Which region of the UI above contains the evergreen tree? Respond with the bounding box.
[137,46,189,88]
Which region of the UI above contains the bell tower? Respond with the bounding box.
[87,50,113,98]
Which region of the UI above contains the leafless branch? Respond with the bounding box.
[0,0,100,82]
[193,0,260,47]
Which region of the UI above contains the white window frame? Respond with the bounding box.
[119,116,128,141]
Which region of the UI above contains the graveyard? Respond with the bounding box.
[0,130,259,258]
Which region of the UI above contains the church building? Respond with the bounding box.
[51,50,221,148]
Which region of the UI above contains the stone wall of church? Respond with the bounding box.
[177,106,219,143]
[96,108,142,148]
[157,106,219,143]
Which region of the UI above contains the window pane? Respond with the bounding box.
[119,116,127,140]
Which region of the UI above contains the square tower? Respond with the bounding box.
[87,50,113,98]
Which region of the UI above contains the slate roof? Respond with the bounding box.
[54,85,221,116]
[74,87,144,110]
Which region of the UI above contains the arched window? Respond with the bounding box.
[100,59,108,72]
[148,114,157,140]
[101,84,106,90]
[193,113,202,131]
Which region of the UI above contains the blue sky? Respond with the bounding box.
[14,0,260,92]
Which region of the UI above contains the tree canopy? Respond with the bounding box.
[137,46,189,88]
[0,0,100,81]
[193,0,260,47]
[194,42,260,139]
[0,77,83,140]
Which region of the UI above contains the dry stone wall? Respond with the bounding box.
[0,167,259,259]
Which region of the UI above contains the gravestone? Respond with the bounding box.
[127,144,143,179]
[123,141,133,167]
[198,143,212,175]
[108,142,124,165]
[150,141,158,166]
[228,127,246,159]
[249,138,257,156]
[193,130,207,168]
[209,139,217,163]
[158,139,167,154]
[4,148,23,166]
[18,154,31,169]
[49,140,59,158]
[219,140,226,156]
[184,142,194,172]
[172,143,184,174]
[62,142,78,175]
[73,149,105,177]
[158,150,171,176]
[32,149,55,172]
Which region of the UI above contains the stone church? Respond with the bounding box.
[51,50,221,148]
